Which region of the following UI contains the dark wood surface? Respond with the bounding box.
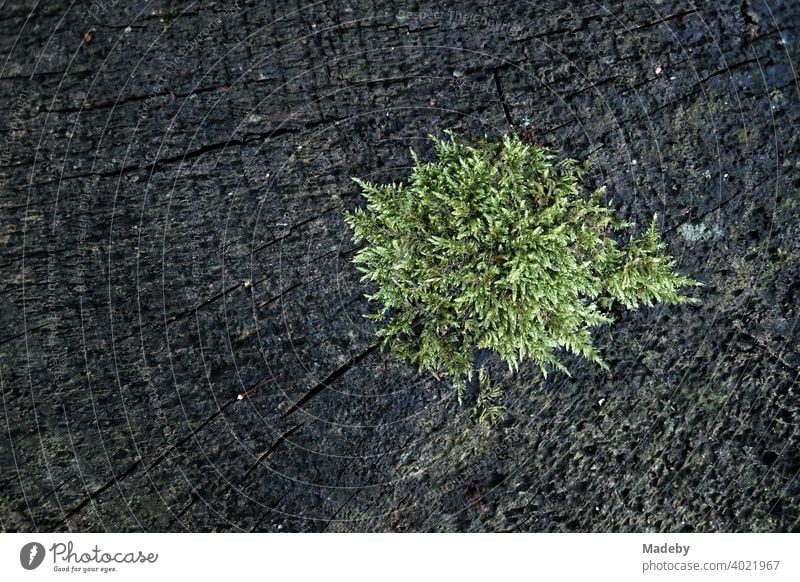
[1,0,799,532]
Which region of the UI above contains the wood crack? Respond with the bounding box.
[493,69,514,127]
[280,343,380,419]
[629,7,701,32]
[241,422,306,482]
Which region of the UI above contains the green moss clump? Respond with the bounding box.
[345,131,700,396]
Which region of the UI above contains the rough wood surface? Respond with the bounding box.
[1,0,799,532]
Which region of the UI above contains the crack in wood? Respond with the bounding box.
[165,282,243,325]
[280,343,380,419]
[241,422,306,482]
[59,395,241,524]
[42,85,223,116]
[255,279,311,310]
[629,7,701,32]
[253,205,343,254]
[0,322,51,346]
[492,69,514,127]
[61,456,142,522]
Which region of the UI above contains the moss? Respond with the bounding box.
[150,9,179,28]
[345,132,701,397]
[677,221,724,242]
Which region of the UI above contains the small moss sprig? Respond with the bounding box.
[345,131,700,397]
[474,366,505,427]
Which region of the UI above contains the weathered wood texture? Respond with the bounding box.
[1,0,799,532]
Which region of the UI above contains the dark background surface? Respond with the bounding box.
[1,0,799,532]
